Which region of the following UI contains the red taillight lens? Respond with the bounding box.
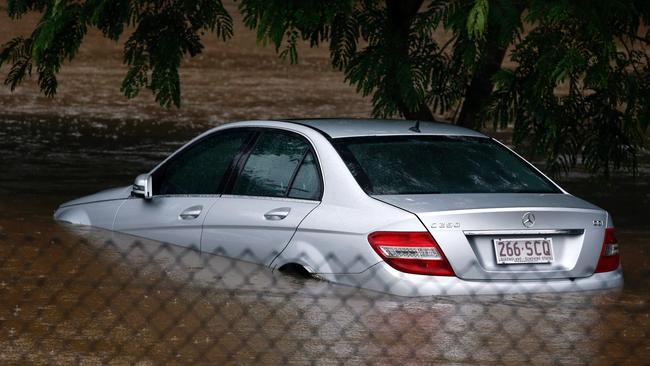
[595,228,620,273]
[368,231,455,276]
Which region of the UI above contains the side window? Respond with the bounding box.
[154,129,252,195]
[232,131,317,198]
[288,151,321,200]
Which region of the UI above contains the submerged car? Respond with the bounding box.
[54,119,623,296]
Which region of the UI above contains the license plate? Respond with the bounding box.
[493,238,554,264]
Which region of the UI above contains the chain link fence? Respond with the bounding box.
[0,232,648,365]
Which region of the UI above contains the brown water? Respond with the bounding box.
[1,3,649,364]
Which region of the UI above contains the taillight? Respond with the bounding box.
[368,231,455,276]
[595,228,620,273]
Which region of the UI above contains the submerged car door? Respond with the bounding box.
[201,129,322,265]
[113,129,255,248]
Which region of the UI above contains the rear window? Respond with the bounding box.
[333,136,560,195]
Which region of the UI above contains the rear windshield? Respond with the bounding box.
[333,135,560,195]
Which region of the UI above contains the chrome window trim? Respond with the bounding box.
[220,194,321,204]
[136,194,222,199]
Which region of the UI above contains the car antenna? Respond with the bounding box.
[409,120,421,133]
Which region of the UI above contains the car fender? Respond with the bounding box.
[54,198,127,230]
[54,206,92,226]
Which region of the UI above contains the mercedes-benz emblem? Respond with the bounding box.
[522,212,536,228]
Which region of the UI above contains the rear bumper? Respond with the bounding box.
[326,263,623,296]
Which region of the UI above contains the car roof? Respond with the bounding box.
[278,118,486,139]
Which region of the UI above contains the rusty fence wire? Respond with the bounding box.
[0,233,648,365]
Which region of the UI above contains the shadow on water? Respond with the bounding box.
[0,116,648,364]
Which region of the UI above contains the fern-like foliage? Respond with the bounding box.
[1,0,649,176]
[1,0,233,107]
[487,0,650,176]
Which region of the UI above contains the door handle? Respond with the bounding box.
[179,205,203,220]
[264,207,291,221]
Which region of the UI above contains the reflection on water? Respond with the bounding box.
[0,117,649,364]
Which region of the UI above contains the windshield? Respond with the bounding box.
[333,135,560,195]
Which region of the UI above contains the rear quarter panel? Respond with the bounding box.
[274,200,423,274]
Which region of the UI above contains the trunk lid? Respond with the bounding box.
[373,193,607,280]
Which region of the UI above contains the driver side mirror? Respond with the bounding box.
[132,174,153,200]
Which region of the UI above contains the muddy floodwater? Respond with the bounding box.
[1,2,649,364]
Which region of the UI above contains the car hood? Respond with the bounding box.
[372,193,603,214]
[59,186,132,208]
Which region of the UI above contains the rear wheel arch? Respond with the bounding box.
[278,262,313,276]
[273,255,325,273]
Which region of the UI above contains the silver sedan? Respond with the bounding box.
[54,119,623,296]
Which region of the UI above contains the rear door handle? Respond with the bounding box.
[264,207,291,221]
[179,205,203,220]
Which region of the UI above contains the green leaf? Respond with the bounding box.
[467,0,488,40]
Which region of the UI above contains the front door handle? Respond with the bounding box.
[179,205,203,220]
[264,207,291,221]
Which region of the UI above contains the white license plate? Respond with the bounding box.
[493,238,554,264]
